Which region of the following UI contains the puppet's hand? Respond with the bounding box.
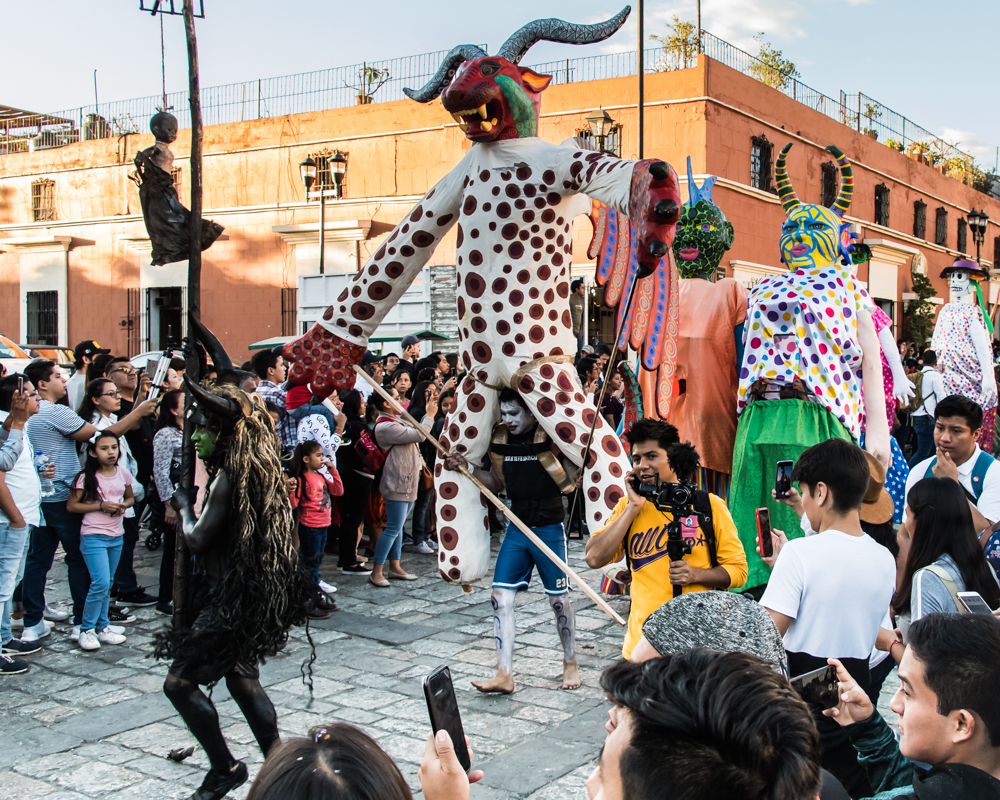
[630,160,682,275]
[282,321,366,398]
[893,374,915,402]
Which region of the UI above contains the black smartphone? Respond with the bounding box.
[775,460,794,499]
[756,508,773,558]
[790,664,840,710]
[423,665,471,772]
[958,592,994,615]
[18,376,24,395]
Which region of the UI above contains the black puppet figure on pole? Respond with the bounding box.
[154,318,313,800]
[133,111,224,267]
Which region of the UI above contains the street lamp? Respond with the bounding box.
[968,207,989,264]
[584,108,617,155]
[330,150,347,199]
[299,157,316,193]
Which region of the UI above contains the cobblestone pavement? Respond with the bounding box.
[2,531,901,800]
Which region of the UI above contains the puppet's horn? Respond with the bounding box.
[187,312,232,372]
[496,6,631,65]
[403,45,489,103]
[185,376,240,420]
[825,145,854,217]
[774,144,801,214]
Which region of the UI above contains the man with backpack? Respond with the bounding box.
[905,349,946,466]
[584,419,748,660]
[905,395,1000,528]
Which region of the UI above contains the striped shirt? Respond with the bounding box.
[25,399,88,502]
[256,381,296,449]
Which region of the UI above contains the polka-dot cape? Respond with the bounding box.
[932,303,997,410]
[738,264,875,441]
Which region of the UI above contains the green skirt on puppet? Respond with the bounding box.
[730,398,854,592]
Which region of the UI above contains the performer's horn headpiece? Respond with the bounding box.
[774,143,854,217]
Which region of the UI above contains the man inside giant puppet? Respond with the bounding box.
[282,6,683,587]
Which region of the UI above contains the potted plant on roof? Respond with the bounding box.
[347,63,391,105]
[862,103,880,140]
[906,141,929,165]
[885,138,904,153]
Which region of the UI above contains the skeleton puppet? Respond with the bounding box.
[283,7,682,585]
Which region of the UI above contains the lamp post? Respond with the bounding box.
[968,207,989,264]
[330,150,347,199]
[585,108,617,155]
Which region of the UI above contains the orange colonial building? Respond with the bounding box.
[2,45,998,359]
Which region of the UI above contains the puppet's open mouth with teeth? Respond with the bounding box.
[449,99,504,137]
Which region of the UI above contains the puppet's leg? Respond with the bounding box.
[434,379,500,585]
[515,362,631,531]
[225,673,279,756]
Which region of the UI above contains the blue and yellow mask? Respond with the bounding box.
[775,144,855,270]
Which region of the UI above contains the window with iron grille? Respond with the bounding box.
[935,207,948,247]
[750,134,774,192]
[31,179,55,222]
[958,218,967,254]
[994,236,1000,267]
[26,291,58,345]
[874,183,890,227]
[821,161,837,208]
[281,288,298,336]
[913,200,927,239]
[171,167,182,204]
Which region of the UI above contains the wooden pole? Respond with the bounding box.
[353,366,626,626]
[637,0,644,159]
[173,0,203,630]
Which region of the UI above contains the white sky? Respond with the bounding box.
[3,0,997,167]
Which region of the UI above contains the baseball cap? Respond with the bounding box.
[73,340,111,360]
[361,351,384,366]
[400,334,420,348]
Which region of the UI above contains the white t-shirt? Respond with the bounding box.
[0,411,42,527]
[912,367,946,418]
[761,529,896,660]
[905,445,1000,523]
[66,372,86,412]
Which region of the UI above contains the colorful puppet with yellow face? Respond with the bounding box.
[775,144,855,269]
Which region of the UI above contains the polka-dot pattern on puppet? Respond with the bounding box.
[738,265,873,440]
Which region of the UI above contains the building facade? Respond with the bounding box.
[2,53,997,360]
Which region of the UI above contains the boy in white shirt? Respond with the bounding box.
[761,438,896,798]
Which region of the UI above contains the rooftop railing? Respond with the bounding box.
[1,32,972,166]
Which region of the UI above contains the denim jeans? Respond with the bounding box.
[112,498,145,594]
[298,524,328,586]
[22,502,88,627]
[909,414,935,467]
[0,523,31,644]
[375,499,415,566]
[79,534,123,632]
[411,488,434,546]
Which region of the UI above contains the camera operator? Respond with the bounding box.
[585,419,747,659]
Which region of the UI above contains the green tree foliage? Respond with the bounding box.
[904,269,938,346]
[749,35,800,90]
[650,17,699,72]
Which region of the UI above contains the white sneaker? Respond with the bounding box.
[78,629,101,651]
[318,580,338,594]
[20,620,52,643]
[413,541,435,555]
[71,624,124,641]
[96,628,126,645]
[44,604,70,622]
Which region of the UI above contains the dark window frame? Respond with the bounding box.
[751,134,774,193]
[913,200,927,239]
[957,218,967,254]
[26,290,58,345]
[820,161,837,208]
[935,207,948,247]
[31,179,55,222]
[874,183,890,227]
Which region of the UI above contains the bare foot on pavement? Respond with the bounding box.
[472,671,515,694]
[562,659,581,690]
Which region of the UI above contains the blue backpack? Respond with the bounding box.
[924,450,994,502]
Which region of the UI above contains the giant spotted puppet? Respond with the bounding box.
[282,7,682,585]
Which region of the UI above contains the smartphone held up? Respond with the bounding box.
[423,665,472,772]
[755,508,773,559]
[774,460,793,500]
[790,664,840,710]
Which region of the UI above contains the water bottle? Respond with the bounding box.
[34,451,55,498]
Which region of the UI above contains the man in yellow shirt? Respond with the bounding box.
[585,419,748,658]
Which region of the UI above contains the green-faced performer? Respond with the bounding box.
[663,157,746,499]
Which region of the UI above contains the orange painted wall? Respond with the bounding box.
[2,55,997,355]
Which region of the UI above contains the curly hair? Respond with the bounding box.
[155,383,313,672]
